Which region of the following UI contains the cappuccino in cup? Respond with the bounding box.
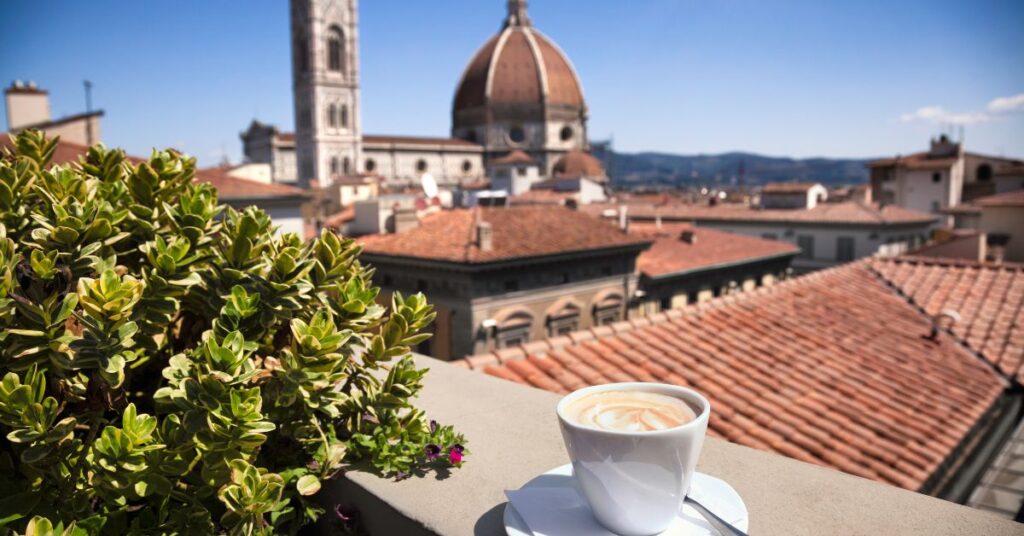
[563,390,696,432]
[557,383,710,535]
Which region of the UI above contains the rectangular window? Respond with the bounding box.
[496,326,530,348]
[796,235,815,259]
[593,306,621,326]
[836,237,856,262]
[660,296,672,311]
[548,315,579,337]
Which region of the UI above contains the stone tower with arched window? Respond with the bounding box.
[291,0,361,187]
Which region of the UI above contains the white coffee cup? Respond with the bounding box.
[556,382,710,535]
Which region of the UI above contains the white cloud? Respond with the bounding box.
[899,106,989,125]
[987,93,1024,113]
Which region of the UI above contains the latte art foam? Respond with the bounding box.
[565,391,696,432]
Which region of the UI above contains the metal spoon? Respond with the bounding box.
[684,495,748,536]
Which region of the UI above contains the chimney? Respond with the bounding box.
[5,80,51,131]
[618,204,628,231]
[392,206,419,234]
[476,221,493,252]
[680,229,697,244]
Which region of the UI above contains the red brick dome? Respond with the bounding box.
[453,2,585,116]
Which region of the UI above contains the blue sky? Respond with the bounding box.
[2,0,1022,166]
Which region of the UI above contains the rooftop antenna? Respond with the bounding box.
[83,80,94,145]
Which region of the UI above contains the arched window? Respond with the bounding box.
[327,104,337,127]
[491,308,534,349]
[461,160,472,173]
[508,126,525,144]
[416,159,428,172]
[365,159,377,173]
[977,164,993,182]
[340,105,349,128]
[330,157,339,175]
[560,125,574,141]
[343,157,351,175]
[327,26,345,72]
[546,299,581,337]
[592,291,624,326]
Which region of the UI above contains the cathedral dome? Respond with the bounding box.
[453,1,586,121]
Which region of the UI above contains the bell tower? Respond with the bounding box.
[291,0,361,187]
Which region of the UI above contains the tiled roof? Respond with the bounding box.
[358,206,649,265]
[586,201,938,226]
[761,182,820,194]
[630,223,799,278]
[973,190,1024,207]
[868,152,959,170]
[324,206,355,228]
[994,164,1024,176]
[553,150,606,180]
[275,132,295,143]
[458,259,1008,490]
[869,151,1022,171]
[492,150,534,166]
[509,189,576,205]
[194,167,307,200]
[871,256,1024,383]
[362,134,481,148]
[8,111,105,134]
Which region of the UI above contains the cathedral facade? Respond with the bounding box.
[240,0,588,189]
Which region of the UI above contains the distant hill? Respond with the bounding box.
[599,149,872,189]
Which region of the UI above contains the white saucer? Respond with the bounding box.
[504,463,748,535]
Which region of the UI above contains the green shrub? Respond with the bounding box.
[0,131,465,535]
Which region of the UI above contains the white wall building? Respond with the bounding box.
[869,135,1023,219]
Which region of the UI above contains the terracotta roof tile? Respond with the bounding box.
[973,189,1024,207]
[761,182,820,193]
[871,256,1024,383]
[629,223,799,278]
[459,260,1007,490]
[358,206,650,265]
[586,200,937,226]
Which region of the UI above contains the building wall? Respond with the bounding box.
[637,256,795,313]
[454,115,586,176]
[40,115,102,146]
[274,143,298,183]
[980,206,1024,262]
[362,145,483,187]
[490,164,540,195]
[229,163,274,184]
[366,250,640,360]
[678,220,932,273]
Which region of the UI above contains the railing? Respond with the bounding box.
[318,356,1022,535]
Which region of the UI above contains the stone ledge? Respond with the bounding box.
[320,356,1022,535]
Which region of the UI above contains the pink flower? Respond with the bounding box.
[448,444,464,464]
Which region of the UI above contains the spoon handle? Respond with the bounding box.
[684,496,748,536]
